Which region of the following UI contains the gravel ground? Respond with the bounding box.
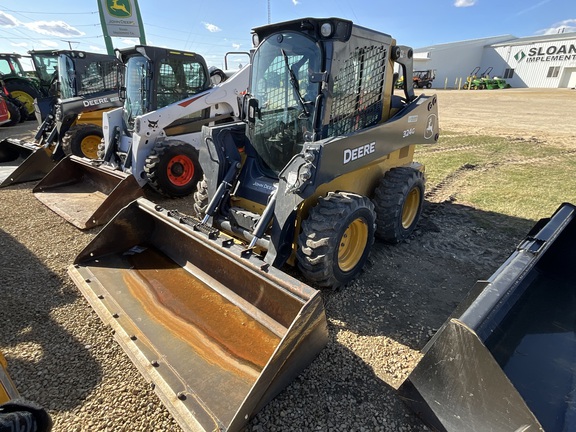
[1,88,573,431]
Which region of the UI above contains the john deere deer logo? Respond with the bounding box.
[106,0,132,18]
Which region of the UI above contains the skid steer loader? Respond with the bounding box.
[67,17,438,432]
[33,45,249,230]
[400,202,576,432]
[0,50,123,188]
[193,17,439,288]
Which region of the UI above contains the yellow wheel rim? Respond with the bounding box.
[402,187,421,229]
[338,218,369,272]
[80,135,102,159]
[10,90,35,115]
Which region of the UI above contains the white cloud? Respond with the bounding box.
[292,0,299,5]
[0,11,19,27]
[10,42,28,48]
[24,20,84,37]
[536,19,576,35]
[232,43,241,50]
[203,22,222,33]
[454,0,476,6]
[0,12,84,38]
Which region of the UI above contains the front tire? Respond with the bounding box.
[5,80,40,119]
[62,123,103,159]
[373,167,425,243]
[297,192,376,288]
[193,175,209,217]
[145,140,202,197]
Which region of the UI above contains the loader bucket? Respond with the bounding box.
[68,197,328,432]
[399,202,576,432]
[33,155,144,230]
[0,139,55,187]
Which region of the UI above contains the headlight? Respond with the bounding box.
[320,22,333,38]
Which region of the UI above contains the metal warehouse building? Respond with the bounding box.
[414,32,576,89]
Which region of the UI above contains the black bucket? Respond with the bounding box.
[0,139,55,187]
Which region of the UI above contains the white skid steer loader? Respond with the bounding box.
[32,45,249,229]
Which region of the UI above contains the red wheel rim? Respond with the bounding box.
[166,155,194,186]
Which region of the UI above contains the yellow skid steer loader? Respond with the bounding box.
[0,50,122,188]
[68,17,438,431]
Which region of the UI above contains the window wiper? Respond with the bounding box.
[280,49,310,118]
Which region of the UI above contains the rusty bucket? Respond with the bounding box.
[68,197,328,431]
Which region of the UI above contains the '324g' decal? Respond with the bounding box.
[403,128,416,138]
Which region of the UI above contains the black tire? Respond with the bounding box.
[7,97,28,123]
[62,123,103,159]
[1,98,21,126]
[297,192,376,288]
[372,167,425,243]
[426,82,432,89]
[193,175,209,217]
[144,140,202,197]
[97,139,106,160]
[4,80,40,119]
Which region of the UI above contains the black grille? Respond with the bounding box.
[328,45,387,136]
[78,60,120,96]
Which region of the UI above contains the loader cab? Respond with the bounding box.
[0,53,28,79]
[56,50,122,100]
[247,17,397,175]
[29,50,60,95]
[117,45,211,128]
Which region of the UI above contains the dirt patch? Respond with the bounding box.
[435,88,576,148]
[0,88,574,431]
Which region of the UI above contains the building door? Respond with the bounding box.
[559,67,576,88]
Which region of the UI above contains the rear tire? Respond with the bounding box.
[372,167,425,243]
[1,98,21,126]
[145,140,202,197]
[297,192,376,288]
[62,123,103,159]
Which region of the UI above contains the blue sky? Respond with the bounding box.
[1,0,575,70]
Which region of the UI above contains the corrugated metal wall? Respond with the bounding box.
[416,35,576,89]
[482,38,576,88]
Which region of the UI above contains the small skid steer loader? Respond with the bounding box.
[33,46,249,229]
[0,50,122,188]
[68,17,438,432]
